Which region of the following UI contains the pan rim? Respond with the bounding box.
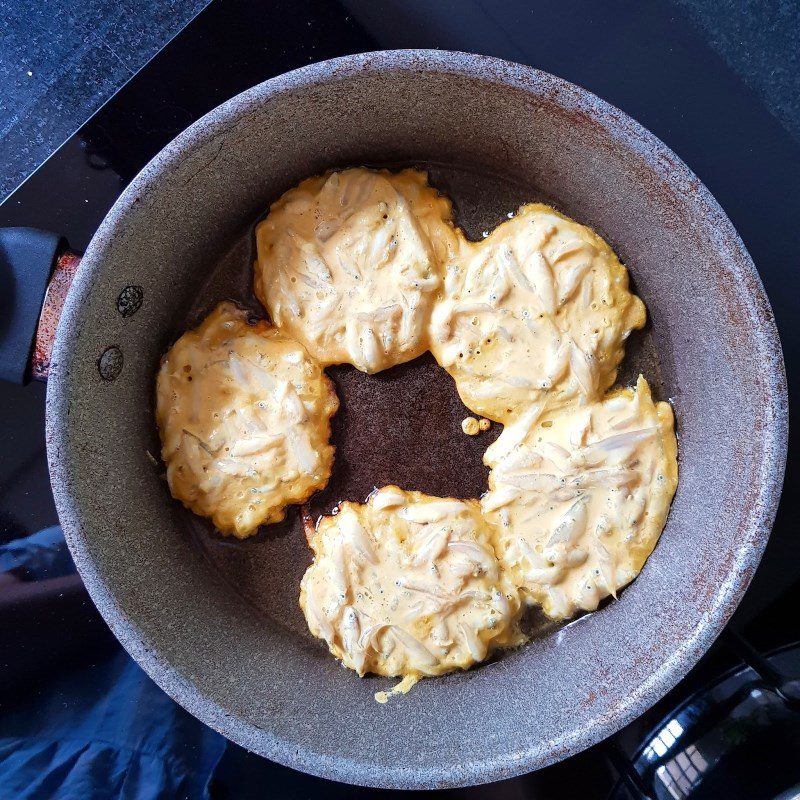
[46,49,788,789]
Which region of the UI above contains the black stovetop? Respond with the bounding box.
[2,1,799,797]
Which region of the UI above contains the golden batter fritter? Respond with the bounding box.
[255,168,459,373]
[300,487,523,690]
[482,376,677,619]
[156,302,339,537]
[429,204,645,422]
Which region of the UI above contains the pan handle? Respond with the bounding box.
[0,228,81,384]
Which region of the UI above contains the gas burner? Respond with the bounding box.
[610,632,800,800]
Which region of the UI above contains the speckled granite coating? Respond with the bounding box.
[46,51,787,788]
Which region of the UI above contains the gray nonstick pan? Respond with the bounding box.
[4,51,787,789]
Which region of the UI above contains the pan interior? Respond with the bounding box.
[179,160,667,645]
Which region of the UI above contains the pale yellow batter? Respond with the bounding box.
[429,204,646,422]
[156,169,680,694]
[156,302,339,537]
[300,487,523,687]
[255,168,459,373]
[481,376,677,619]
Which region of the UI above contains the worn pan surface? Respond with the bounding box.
[46,51,787,789]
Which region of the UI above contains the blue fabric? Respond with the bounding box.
[0,529,227,799]
[0,525,75,580]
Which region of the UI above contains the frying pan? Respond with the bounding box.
[3,51,787,788]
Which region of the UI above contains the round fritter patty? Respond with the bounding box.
[481,375,677,619]
[429,204,646,422]
[300,486,523,679]
[255,168,459,373]
[156,302,338,537]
